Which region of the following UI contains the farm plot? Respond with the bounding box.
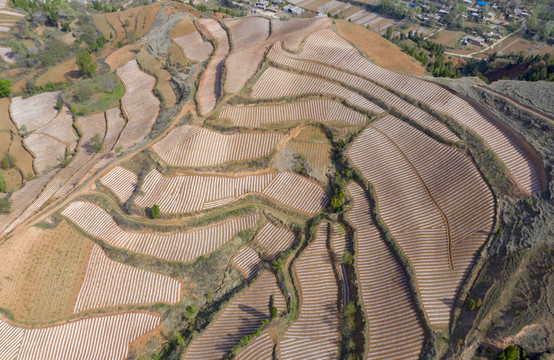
[100,166,138,203]
[195,19,230,116]
[278,222,339,360]
[0,222,92,323]
[136,50,177,108]
[254,222,296,260]
[152,125,282,167]
[134,169,327,215]
[231,246,263,279]
[174,31,212,63]
[330,223,349,304]
[267,42,459,141]
[347,115,495,326]
[0,312,160,360]
[218,99,366,128]
[10,91,59,131]
[183,270,286,360]
[290,28,543,193]
[73,245,181,313]
[62,201,259,262]
[345,182,425,359]
[223,17,329,94]
[224,17,269,51]
[116,59,160,149]
[252,67,382,114]
[235,332,274,360]
[24,134,66,174]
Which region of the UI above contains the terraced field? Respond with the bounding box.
[252,67,383,114]
[100,166,138,203]
[278,28,544,193]
[62,201,259,262]
[196,19,230,115]
[152,125,282,167]
[218,99,367,128]
[348,115,495,326]
[230,246,262,279]
[254,222,296,260]
[267,41,459,141]
[279,223,340,359]
[73,245,181,313]
[183,270,286,360]
[0,313,159,360]
[235,332,274,360]
[116,59,160,149]
[346,182,425,359]
[134,170,327,215]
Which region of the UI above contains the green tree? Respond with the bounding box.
[0,170,6,192]
[0,79,11,98]
[151,204,160,218]
[270,306,278,318]
[75,50,97,78]
[90,133,103,153]
[0,198,11,214]
[497,345,528,360]
[468,298,476,310]
[0,154,16,169]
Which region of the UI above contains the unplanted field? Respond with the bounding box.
[346,182,425,359]
[173,18,212,63]
[62,201,260,263]
[0,222,93,323]
[0,312,160,360]
[183,270,286,360]
[348,115,495,326]
[117,59,160,149]
[334,20,425,76]
[134,169,328,215]
[152,125,282,167]
[136,49,177,107]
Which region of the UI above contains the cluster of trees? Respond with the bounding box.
[89,1,123,13]
[384,30,460,78]
[518,53,554,82]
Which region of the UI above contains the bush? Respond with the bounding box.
[151,204,160,219]
[0,79,12,98]
[468,298,476,310]
[0,154,16,169]
[0,170,6,192]
[76,50,97,78]
[270,306,278,318]
[72,82,94,102]
[497,345,528,360]
[0,198,11,214]
[341,251,353,266]
[90,133,103,153]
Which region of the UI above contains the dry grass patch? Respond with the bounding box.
[335,19,425,76]
[105,43,142,71]
[2,167,22,191]
[434,29,464,48]
[8,137,34,176]
[35,58,78,87]
[170,16,197,38]
[0,221,94,323]
[136,49,176,107]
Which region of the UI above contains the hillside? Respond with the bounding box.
[0,2,552,360]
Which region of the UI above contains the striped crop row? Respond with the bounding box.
[347,115,494,326]
[73,245,181,313]
[230,247,263,279]
[252,67,383,114]
[235,332,274,360]
[100,166,138,203]
[218,99,366,128]
[10,91,60,131]
[267,41,459,142]
[279,222,339,359]
[183,270,286,360]
[345,182,425,359]
[292,28,543,193]
[134,169,327,215]
[152,125,282,167]
[254,222,296,260]
[0,313,159,360]
[62,201,259,262]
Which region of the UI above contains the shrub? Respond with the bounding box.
[117,41,123,48]
[0,154,16,169]
[76,50,97,78]
[270,306,278,318]
[497,344,528,360]
[0,170,6,192]
[0,79,12,98]
[476,298,482,308]
[151,204,160,219]
[0,198,11,214]
[72,82,94,102]
[341,251,353,266]
[90,133,104,153]
[468,298,476,310]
